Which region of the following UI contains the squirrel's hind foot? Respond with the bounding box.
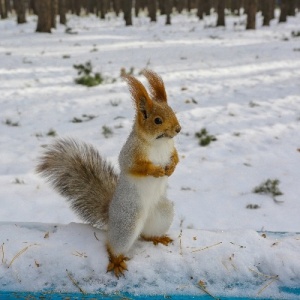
[142,235,173,246]
[106,246,129,278]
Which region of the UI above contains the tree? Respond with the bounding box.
[279,0,287,23]
[148,0,157,22]
[246,0,256,30]
[59,0,67,25]
[231,0,241,15]
[197,0,204,20]
[14,0,27,24]
[287,0,296,16]
[73,0,81,16]
[176,0,186,13]
[28,0,37,14]
[203,0,210,15]
[158,0,165,15]
[0,0,8,19]
[122,0,132,26]
[99,0,108,19]
[51,0,58,29]
[112,0,120,16]
[36,0,52,33]
[270,0,275,20]
[216,0,225,26]
[262,0,271,26]
[165,0,172,25]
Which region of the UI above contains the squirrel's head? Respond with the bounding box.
[123,69,181,142]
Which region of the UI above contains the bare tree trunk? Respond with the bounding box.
[262,0,271,26]
[270,0,275,19]
[187,0,192,12]
[122,0,132,26]
[287,0,296,16]
[59,0,67,24]
[0,0,3,18]
[148,0,157,22]
[0,0,8,18]
[165,0,171,25]
[203,0,210,15]
[14,0,27,23]
[74,0,81,15]
[28,0,37,14]
[51,0,58,28]
[279,0,287,22]
[99,0,108,19]
[231,0,240,15]
[134,0,140,16]
[177,0,186,13]
[36,0,52,32]
[158,0,165,14]
[112,0,120,16]
[197,0,203,19]
[246,0,256,29]
[216,0,225,26]
[5,0,11,11]
[87,0,95,14]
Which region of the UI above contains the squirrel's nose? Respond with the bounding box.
[175,125,181,134]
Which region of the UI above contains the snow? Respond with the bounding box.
[0,11,300,298]
[1,223,300,298]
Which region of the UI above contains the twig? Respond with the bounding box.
[1,243,5,264]
[197,280,220,300]
[257,276,279,295]
[94,232,100,241]
[66,269,86,294]
[8,244,38,268]
[178,230,183,256]
[72,251,87,258]
[192,242,222,253]
[230,241,246,248]
[249,268,278,279]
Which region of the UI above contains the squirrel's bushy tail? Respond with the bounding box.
[36,138,118,228]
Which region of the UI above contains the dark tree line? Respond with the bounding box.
[0,0,299,32]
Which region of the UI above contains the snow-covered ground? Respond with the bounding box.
[0,11,300,298]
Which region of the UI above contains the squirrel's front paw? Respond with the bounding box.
[152,166,166,178]
[107,253,129,278]
[165,163,176,177]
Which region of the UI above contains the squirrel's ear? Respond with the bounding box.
[123,74,153,120]
[142,69,167,103]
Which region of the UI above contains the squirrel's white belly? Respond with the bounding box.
[133,175,167,206]
[128,139,173,210]
[125,139,173,214]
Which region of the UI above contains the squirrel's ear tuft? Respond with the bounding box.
[142,69,167,103]
[123,74,153,119]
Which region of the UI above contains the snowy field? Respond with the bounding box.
[0,11,300,298]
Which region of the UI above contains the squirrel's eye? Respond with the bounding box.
[154,117,163,125]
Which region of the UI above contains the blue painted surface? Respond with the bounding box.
[0,291,299,300]
[279,286,300,295]
[0,287,300,300]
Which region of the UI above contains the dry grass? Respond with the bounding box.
[197,280,220,300]
[8,244,38,268]
[191,242,222,253]
[1,243,5,264]
[66,269,86,294]
[249,268,279,295]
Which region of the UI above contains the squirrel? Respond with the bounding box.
[36,69,181,277]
